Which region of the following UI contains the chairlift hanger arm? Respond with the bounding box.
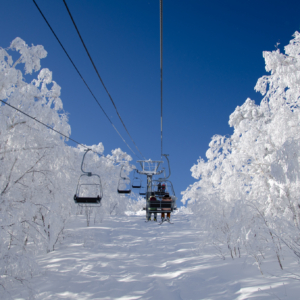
[162,154,171,179]
[119,164,131,179]
[81,149,92,176]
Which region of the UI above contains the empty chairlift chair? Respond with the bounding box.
[74,149,103,207]
[132,170,142,189]
[117,165,131,194]
[139,185,146,196]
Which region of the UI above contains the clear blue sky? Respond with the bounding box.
[1,0,300,206]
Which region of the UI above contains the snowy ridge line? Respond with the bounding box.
[32,0,139,159]
[0,99,130,165]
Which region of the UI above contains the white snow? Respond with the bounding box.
[10,211,299,300]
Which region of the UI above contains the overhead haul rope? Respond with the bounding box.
[0,99,83,147]
[32,0,137,159]
[62,0,146,160]
[160,0,163,159]
[0,99,131,165]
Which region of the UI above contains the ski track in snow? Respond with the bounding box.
[12,212,299,300]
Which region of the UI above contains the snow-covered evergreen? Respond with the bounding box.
[2,31,300,299]
[182,32,300,273]
[0,38,136,297]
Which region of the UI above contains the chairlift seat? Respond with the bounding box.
[132,184,142,189]
[118,189,131,194]
[74,195,101,204]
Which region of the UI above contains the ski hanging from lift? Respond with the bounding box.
[158,219,174,225]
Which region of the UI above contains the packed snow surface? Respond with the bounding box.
[12,211,299,299]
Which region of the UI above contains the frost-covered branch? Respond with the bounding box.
[183,31,300,273]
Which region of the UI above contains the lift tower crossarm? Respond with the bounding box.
[136,169,164,176]
[136,159,164,176]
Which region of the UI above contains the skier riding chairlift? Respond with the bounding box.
[148,192,158,221]
[157,182,166,195]
[161,193,172,222]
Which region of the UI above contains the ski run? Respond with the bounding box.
[11,210,299,300]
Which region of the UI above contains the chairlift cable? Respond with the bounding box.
[62,0,146,160]
[160,0,163,159]
[0,99,84,148]
[0,99,129,165]
[32,0,138,159]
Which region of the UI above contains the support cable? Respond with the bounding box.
[160,0,163,159]
[62,0,146,160]
[32,0,137,159]
[0,99,126,163]
[0,99,83,147]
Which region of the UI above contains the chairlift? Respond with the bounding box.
[144,155,178,216]
[152,180,174,197]
[145,180,177,215]
[153,154,173,196]
[139,189,146,196]
[139,184,146,196]
[145,190,177,216]
[74,149,103,207]
[132,170,142,189]
[117,165,131,194]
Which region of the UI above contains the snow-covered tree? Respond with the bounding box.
[182,31,300,272]
[0,37,140,298]
[0,37,75,295]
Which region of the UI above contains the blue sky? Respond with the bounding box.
[1,0,300,206]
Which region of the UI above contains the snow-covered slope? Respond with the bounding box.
[12,211,299,300]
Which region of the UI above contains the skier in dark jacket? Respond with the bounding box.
[148,192,157,221]
[161,193,172,221]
